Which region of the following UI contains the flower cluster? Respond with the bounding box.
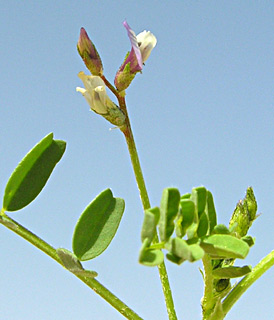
[76,21,157,126]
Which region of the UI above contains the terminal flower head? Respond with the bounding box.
[115,21,157,91]
[77,28,103,76]
[76,71,125,127]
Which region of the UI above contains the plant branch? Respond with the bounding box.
[222,249,274,317]
[0,212,143,320]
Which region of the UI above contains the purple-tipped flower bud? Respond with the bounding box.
[77,28,103,76]
[115,21,157,92]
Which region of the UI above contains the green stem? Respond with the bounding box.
[118,95,178,320]
[101,75,119,98]
[119,104,150,210]
[201,254,216,320]
[0,213,143,320]
[222,250,274,317]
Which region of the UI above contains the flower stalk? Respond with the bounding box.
[117,95,178,320]
[118,96,150,209]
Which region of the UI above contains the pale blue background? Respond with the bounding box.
[1,1,273,320]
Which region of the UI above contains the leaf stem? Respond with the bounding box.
[0,212,143,320]
[117,95,178,320]
[222,249,274,317]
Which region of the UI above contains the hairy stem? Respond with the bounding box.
[222,250,274,317]
[118,95,178,320]
[0,213,143,320]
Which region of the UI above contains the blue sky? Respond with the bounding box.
[1,2,273,319]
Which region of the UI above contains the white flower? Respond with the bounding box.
[136,30,157,63]
[76,71,112,114]
[76,71,126,127]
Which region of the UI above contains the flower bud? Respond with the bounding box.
[77,28,103,76]
[76,72,125,127]
[229,187,257,237]
[114,21,157,92]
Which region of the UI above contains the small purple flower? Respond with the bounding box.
[115,21,157,91]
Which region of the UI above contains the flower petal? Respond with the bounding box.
[76,87,93,107]
[91,86,108,114]
[137,30,157,62]
[78,71,105,91]
[123,21,143,70]
[77,72,108,114]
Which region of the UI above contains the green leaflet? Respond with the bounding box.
[197,212,209,237]
[72,189,125,261]
[139,238,164,267]
[3,133,66,211]
[212,224,230,235]
[191,186,207,219]
[241,235,255,247]
[212,265,252,279]
[170,237,191,263]
[141,207,160,245]
[200,234,249,259]
[206,190,217,233]
[176,199,195,238]
[159,188,180,242]
[166,238,204,265]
